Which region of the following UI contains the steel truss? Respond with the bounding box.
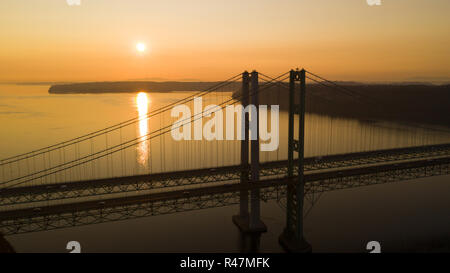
[1,157,448,235]
[1,143,449,206]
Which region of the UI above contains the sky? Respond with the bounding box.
[0,0,449,83]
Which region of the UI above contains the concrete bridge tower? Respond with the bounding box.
[279,69,312,252]
[232,71,267,234]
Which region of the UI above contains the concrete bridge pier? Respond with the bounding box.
[238,232,262,253]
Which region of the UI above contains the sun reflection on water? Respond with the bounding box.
[136,92,150,167]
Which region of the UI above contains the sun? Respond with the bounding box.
[136,42,146,53]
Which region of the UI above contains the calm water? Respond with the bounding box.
[1,83,449,252]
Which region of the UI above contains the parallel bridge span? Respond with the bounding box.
[1,143,449,206]
[1,156,448,235]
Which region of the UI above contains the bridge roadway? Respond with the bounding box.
[1,143,449,206]
[0,156,449,235]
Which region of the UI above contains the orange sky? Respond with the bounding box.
[0,0,449,83]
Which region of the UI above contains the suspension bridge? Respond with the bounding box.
[0,69,449,252]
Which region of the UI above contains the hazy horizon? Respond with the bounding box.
[3,77,450,86]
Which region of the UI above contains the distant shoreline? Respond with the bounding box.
[48,81,240,94]
[47,80,450,94]
[237,83,450,127]
[47,81,450,127]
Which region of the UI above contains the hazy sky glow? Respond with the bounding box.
[0,0,449,82]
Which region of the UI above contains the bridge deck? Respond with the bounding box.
[1,143,449,206]
[1,157,448,235]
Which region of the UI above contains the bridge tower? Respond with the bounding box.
[232,71,267,234]
[279,69,312,252]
